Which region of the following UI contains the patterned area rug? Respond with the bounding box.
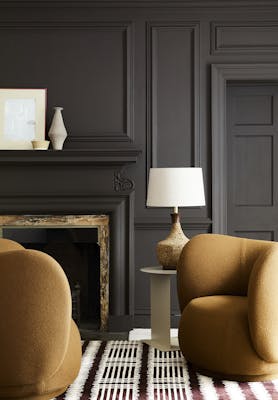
[54,340,278,399]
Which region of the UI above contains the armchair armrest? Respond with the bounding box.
[0,238,24,253]
[248,246,278,363]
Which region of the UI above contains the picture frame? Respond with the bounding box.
[0,88,46,149]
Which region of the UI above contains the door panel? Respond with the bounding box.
[227,83,278,241]
[234,135,273,206]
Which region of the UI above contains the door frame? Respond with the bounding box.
[211,63,278,234]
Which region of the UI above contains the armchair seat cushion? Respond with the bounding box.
[179,295,278,381]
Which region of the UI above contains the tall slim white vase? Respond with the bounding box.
[48,107,68,150]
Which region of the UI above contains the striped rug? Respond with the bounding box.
[54,340,278,399]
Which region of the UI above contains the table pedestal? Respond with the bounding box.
[141,266,179,351]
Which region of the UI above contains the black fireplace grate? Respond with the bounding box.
[71,283,81,327]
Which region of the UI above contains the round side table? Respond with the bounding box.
[140,266,179,351]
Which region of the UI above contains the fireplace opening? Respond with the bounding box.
[3,227,101,330]
[0,214,109,333]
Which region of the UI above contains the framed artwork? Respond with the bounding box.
[0,88,46,149]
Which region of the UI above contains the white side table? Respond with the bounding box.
[140,266,179,351]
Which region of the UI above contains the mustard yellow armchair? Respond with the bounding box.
[177,234,278,381]
[0,238,81,400]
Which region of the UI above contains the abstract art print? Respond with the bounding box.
[0,88,46,149]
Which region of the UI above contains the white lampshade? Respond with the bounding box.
[146,167,205,207]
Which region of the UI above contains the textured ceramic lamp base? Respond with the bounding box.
[156,213,189,270]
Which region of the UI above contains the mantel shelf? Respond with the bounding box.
[0,148,142,166]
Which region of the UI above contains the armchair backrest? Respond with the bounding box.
[177,234,277,312]
[0,239,72,387]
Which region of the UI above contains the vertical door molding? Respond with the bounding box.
[211,63,278,234]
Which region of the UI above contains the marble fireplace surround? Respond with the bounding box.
[0,214,110,330]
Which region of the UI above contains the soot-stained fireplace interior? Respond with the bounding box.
[4,227,100,328]
[0,215,109,333]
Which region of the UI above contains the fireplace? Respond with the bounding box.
[0,148,140,332]
[0,215,109,330]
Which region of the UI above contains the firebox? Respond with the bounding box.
[0,215,109,332]
[3,227,100,328]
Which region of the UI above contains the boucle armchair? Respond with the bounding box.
[0,238,81,400]
[177,233,278,381]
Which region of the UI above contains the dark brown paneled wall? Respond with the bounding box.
[0,0,278,328]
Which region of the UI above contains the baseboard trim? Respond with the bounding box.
[108,315,134,331]
[133,315,180,328]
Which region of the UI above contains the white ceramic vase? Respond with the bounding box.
[48,107,68,150]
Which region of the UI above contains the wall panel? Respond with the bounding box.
[211,22,278,54]
[235,231,274,241]
[147,22,200,169]
[0,21,134,146]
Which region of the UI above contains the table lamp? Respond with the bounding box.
[146,167,205,269]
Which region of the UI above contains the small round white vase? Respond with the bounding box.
[48,107,68,150]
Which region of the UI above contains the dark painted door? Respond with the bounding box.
[227,83,278,241]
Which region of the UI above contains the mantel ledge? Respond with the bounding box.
[0,148,142,166]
